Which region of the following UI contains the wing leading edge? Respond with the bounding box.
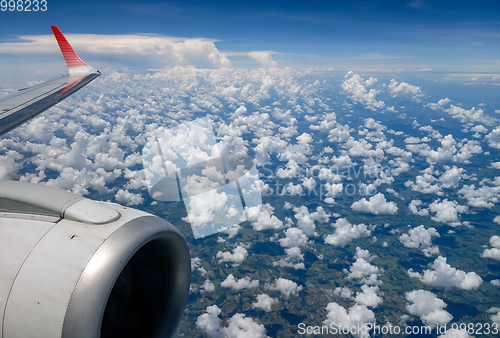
[0,26,100,137]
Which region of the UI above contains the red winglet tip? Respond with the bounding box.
[51,25,89,72]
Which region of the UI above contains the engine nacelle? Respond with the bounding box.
[0,180,190,338]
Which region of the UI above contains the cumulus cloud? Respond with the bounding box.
[354,285,383,308]
[0,150,22,180]
[225,313,269,338]
[405,167,443,195]
[292,205,329,236]
[324,218,371,247]
[406,290,453,328]
[252,294,278,312]
[486,127,500,149]
[428,199,468,225]
[488,307,500,325]
[200,279,216,293]
[266,278,303,298]
[216,245,248,265]
[114,188,144,206]
[399,225,440,257]
[345,257,381,286]
[406,134,479,165]
[481,235,500,261]
[458,183,500,208]
[426,98,451,111]
[323,303,375,338]
[440,166,467,188]
[191,257,207,276]
[221,274,259,291]
[272,246,305,270]
[409,199,429,216]
[246,204,284,231]
[408,256,483,290]
[351,193,398,215]
[341,71,385,111]
[196,305,224,338]
[279,227,308,248]
[445,105,493,124]
[248,52,278,68]
[354,246,376,262]
[388,79,422,100]
[196,305,269,338]
[0,33,231,69]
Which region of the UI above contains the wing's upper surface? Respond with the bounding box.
[0,26,100,137]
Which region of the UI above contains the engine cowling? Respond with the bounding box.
[0,180,190,338]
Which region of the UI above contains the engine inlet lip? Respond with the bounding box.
[61,215,191,338]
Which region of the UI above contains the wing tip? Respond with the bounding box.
[51,25,98,75]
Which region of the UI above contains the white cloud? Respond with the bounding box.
[408,256,483,290]
[246,203,284,231]
[196,305,269,338]
[328,124,352,142]
[426,98,451,111]
[114,188,144,206]
[0,150,22,180]
[324,218,371,247]
[341,71,385,111]
[248,52,278,68]
[429,199,468,225]
[354,285,383,308]
[409,199,429,216]
[196,305,224,338]
[333,287,353,299]
[481,235,500,261]
[486,127,500,149]
[221,274,259,291]
[345,257,381,285]
[405,167,443,195]
[200,279,216,293]
[406,290,453,328]
[323,303,375,338]
[266,278,303,298]
[344,138,384,158]
[191,257,207,276]
[351,193,398,215]
[182,188,230,229]
[216,245,248,265]
[399,225,440,257]
[225,313,269,338]
[445,105,493,124]
[458,183,500,208]
[354,246,376,262]
[440,166,467,188]
[406,134,478,165]
[292,205,329,236]
[279,228,308,248]
[388,79,422,100]
[488,307,500,325]
[252,294,278,312]
[0,33,231,69]
[273,246,306,270]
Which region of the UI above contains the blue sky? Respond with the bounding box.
[1,0,500,72]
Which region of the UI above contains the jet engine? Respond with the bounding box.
[0,180,191,338]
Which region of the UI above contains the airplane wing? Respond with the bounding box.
[0,26,100,137]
